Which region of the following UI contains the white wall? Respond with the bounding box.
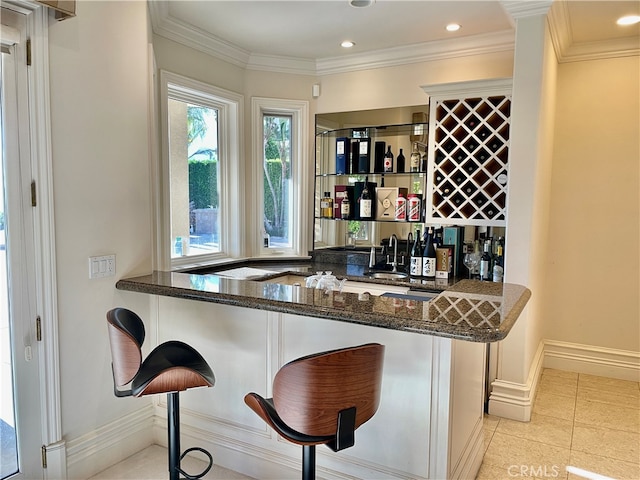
[47,0,152,443]
[498,14,557,386]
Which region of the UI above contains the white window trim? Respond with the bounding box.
[251,97,309,258]
[159,70,244,270]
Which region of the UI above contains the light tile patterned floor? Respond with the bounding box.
[88,444,254,480]
[90,368,639,480]
[478,368,640,480]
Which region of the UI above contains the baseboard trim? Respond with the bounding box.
[43,440,67,480]
[65,405,155,479]
[488,340,545,422]
[489,340,640,422]
[543,340,640,382]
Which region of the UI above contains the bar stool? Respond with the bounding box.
[106,307,215,480]
[244,343,385,480]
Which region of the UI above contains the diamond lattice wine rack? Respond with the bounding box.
[425,82,512,227]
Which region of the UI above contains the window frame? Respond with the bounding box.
[159,70,244,269]
[251,97,309,258]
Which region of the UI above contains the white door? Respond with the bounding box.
[1,6,44,479]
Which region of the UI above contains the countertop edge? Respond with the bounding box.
[116,272,530,343]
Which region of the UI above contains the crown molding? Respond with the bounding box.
[149,1,515,76]
[148,1,250,69]
[315,30,515,76]
[547,1,640,63]
[501,1,552,20]
[149,0,636,75]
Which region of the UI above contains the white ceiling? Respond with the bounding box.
[149,0,640,74]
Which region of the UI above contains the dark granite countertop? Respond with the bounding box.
[116,261,531,343]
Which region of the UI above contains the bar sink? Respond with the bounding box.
[366,271,409,280]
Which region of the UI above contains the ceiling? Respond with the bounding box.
[149,1,640,75]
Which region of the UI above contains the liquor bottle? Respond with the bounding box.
[410,229,423,276]
[422,227,437,278]
[359,178,372,219]
[480,240,492,281]
[320,192,333,218]
[394,192,406,221]
[397,148,405,173]
[358,138,371,173]
[340,194,350,220]
[421,149,428,172]
[492,241,504,282]
[410,143,420,172]
[383,146,394,173]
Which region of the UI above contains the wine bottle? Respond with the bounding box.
[492,242,504,282]
[410,143,420,172]
[410,229,423,276]
[422,227,437,278]
[359,177,372,219]
[397,148,405,173]
[480,240,492,281]
[340,194,350,220]
[383,146,394,173]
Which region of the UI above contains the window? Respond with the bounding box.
[161,71,243,268]
[252,98,308,257]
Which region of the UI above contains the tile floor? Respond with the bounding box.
[478,368,640,480]
[88,444,254,480]
[90,369,639,480]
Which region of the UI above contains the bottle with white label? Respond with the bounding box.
[422,228,437,278]
[410,143,420,172]
[410,229,423,276]
[320,192,333,218]
[480,241,492,281]
[340,194,350,219]
[383,146,394,172]
[359,178,372,219]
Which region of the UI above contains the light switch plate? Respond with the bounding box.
[89,254,115,279]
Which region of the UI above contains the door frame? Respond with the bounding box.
[1,1,63,478]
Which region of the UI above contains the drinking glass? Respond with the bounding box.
[463,252,479,279]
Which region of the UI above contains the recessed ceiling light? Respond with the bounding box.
[617,15,640,26]
[446,23,461,32]
[349,0,374,7]
[341,40,355,48]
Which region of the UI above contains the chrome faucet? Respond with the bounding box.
[389,234,399,272]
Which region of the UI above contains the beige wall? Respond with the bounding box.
[542,55,640,351]
[317,50,514,114]
[47,1,152,442]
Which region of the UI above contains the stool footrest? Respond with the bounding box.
[176,447,213,480]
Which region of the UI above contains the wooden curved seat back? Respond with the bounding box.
[272,343,384,437]
[107,308,145,387]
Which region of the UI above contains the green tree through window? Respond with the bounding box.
[263,115,292,242]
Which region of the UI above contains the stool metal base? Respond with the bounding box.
[167,392,213,480]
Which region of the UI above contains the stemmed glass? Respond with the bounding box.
[463,250,480,279]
